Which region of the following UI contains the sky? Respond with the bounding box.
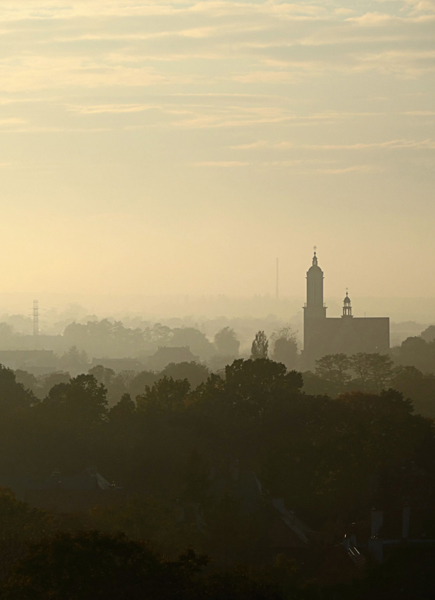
[0,0,434,308]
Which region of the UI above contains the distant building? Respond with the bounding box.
[148,346,198,371]
[91,357,146,373]
[0,350,57,375]
[302,252,390,368]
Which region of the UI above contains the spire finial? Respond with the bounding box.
[312,246,318,266]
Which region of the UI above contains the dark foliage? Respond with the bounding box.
[0,358,433,597]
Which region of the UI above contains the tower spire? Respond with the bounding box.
[304,249,326,315]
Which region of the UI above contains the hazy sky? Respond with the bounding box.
[0,0,434,302]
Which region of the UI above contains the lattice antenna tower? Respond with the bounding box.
[33,300,39,337]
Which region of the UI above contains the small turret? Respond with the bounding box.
[342,290,353,317]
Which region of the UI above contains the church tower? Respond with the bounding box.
[304,250,327,320]
[301,250,389,367]
[303,250,327,359]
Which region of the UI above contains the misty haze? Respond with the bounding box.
[0,0,433,598]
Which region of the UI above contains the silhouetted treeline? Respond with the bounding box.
[0,360,434,526]
[0,316,434,384]
[0,359,433,596]
[301,352,435,418]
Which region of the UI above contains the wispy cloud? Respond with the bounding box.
[318,165,384,174]
[68,103,156,115]
[232,138,435,150]
[191,161,249,167]
[0,0,433,185]
[402,110,435,115]
[312,139,435,149]
[261,159,337,166]
[376,0,435,14]
[353,49,435,77]
[231,141,269,150]
[0,118,27,126]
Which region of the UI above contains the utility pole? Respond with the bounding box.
[33,300,39,337]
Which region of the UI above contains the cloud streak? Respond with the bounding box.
[232,138,435,151]
[191,160,249,167]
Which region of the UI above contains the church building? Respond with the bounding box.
[302,251,389,368]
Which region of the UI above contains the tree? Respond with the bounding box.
[271,327,298,370]
[108,393,136,423]
[35,371,70,400]
[29,375,109,474]
[89,495,184,555]
[365,353,394,390]
[0,365,35,410]
[106,373,130,407]
[225,358,302,395]
[0,488,54,581]
[315,354,351,388]
[64,320,146,360]
[181,448,210,506]
[161,362,209,390]
[13,370,37,395]
[421,325,435,343]
[214,327,240,357]
[300,370,338,396]
[2,530,208,600]
[221,358,303,418]
[58,346,89,373]
[143,323,172,348]
[170,328,215,360]
[136,377,190,414]
[0,488,53,541]
[2,529,288,599]
[349,352,372,389]
[43,374,108,428]
[391,366,435,418]
[399,336,435,374]
[350,352,394,391]
[250,331,269,360]
[88,365,115,388]
[128,371,158,399]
